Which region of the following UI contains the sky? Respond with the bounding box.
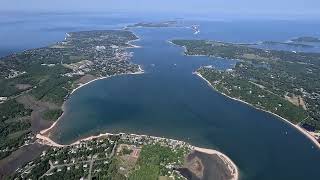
[1,0,320,19]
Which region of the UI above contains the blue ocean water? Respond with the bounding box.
[1,12,320,180]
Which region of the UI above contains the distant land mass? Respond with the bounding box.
[126,20,179,28]
[261,41,314,48]
[291,36,320,43]
[125,20,200,34]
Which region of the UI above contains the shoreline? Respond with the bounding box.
[126,30,142,48]
[127,38,142,49]
[36,131,239,180]
[194,71,320,149]
[167,40,210,57]
[40,32,144,136]
[194,147,239,180]
[39,66,144,136]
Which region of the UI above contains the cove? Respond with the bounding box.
[49,27,320,180]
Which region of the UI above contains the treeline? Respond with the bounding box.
[0,99,32,159]
[198,68,307,123]
[129,144,186,180]
[43,109,63,121]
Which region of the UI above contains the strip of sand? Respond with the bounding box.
[36,131,239,180]
[40,67,144,136]
[194,147,239,180]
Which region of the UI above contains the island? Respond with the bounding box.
[291,36,320,43]
[125,21,179,28]
[125,20,200,35]
[171,39,320,145]
[0,30,238,180]
[261,41,314,48]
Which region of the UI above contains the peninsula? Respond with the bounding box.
[171,39,320,146]
[0,30,142,177]
[11,133,238,180]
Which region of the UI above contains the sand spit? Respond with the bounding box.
[194,147,239,180]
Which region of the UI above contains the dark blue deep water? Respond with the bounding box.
[1,12,320,180]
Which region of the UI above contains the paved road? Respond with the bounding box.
[88,158,94,180]
[39,142,118,179]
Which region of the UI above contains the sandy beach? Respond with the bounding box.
[39,66,144,136]
[36,132,115,147]
[194,147,239,180]
[70,67,144,95]
[40,30,145,141]
[36,134,65,147]
[126,30,143,48]
[36,130,239,180]
[127,38,142,48]
[194,71,320,149]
